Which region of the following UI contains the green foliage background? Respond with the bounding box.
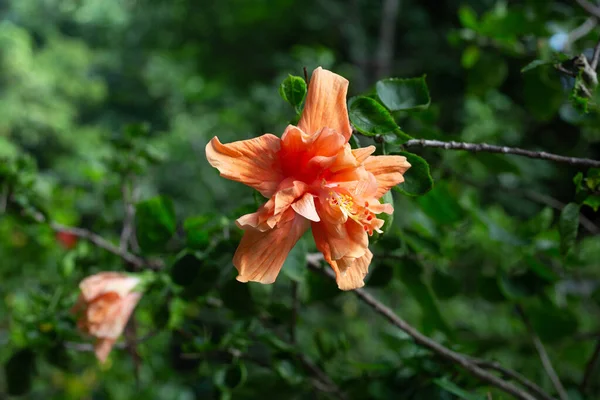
[1,0,600,399]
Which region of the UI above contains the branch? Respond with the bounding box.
[119,179,137,252]
[306,255,541,400]
[576,0,600,19]
[403,139,600,168]
[580,339,600,393]
[471,359,556,400]
[592,37,600,70]
[516,305,569,400]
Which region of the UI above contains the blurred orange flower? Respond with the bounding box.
[72,272,142,363]
[206,67,410,290]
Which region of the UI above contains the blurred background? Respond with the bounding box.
[1,0,600,399]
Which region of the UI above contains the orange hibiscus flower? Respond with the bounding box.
[206,67,410,290]
[72,272,142,363]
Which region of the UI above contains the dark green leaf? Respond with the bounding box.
[221,279,257,316]
[214,362,247,390]
[583,194,600,212]
[136,196,177,252]
[394,152,433,196]
[282,237,307,283]
[5,348,36,396]
[527,302,578,342]
[348,96,412,143]
[183,215,213,250]
[366,261,394,287]
[279,75,307,112]
[375,76,431,111]
[398,259,453,337]
[498,270,548,300]
[558,203,580,256]
[171,252,203,287]
[431,269,461,300]
[416,183,464,225]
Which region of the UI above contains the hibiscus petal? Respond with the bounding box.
[363,155,411,198]
[90,292,142,339]
[352,146,376,163]
[95,338,116,364]
[329,249,373,290]
[292,193,320,222]
[298,67,352,141]
[234,210,309,284]
[274,180,309,215]
[205,135,283,198]
[79,273,140,301]
[312,216,368,261]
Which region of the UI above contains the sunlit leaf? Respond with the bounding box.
[348,96,412,143]
[376,76,431,111]
[394,152,433,196]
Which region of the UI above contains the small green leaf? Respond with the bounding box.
[136,196,177,252]
[5,348,36,396]
[558,203,580,255]
[279,75,307,113]
[376,76,431,111]
[431,269,461,300]
[583,194,600,212]
[221,279,257,316]
[461,46,480,69]
[458,5,478,29]
[183,215,212,250]
[214,362,247,390]
[282,237,307,283]
[527,302,579,342]
[348,96,412,143]
[433,378,485,400]
[394,152,433,196]
[521,59,552,73]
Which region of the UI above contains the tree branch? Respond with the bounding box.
[119,178,138,253]
[580,339,600,393]
[591,37,600,70]
[471,359,556,400]
[306,255,542,400]
[403,139,600,168]
[516,305,569,400]
[576,0,600,19]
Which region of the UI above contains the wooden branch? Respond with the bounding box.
[403,139,600,168]
[306,255,542,400]
[516,305,569,400]
[580,339,600,393]
[576,0,600,19]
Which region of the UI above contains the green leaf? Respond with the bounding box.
[367,261,394,287]
[458,5,478,30]
[431,269,461,300]
[348,96,412,143]
[583,194,600,212]
[221,279,257,316]
[282,236,307,283]
[527,302,578,342]
[416,183,464,225]
[558,203,580,256]
[394,152,433,196]
[214,362,247,390]
[433,378,485,400]
[183,215,213,250]
[398,259,453,337]
[279,75,307,113]
[498,270,548,300]
[171,252,203,287]
[461,46,480,69]
[521,59,552,73]
[375,76,431,111]
[136,196,177,252]
[5,348,36,396]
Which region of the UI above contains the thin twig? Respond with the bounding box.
[567,17,597,51]
[306,255,540,400]
[591,37,600,70]
[580,339,600,393]
[402,139,600,168]
[516,305,569,400]
[290,281,299,345]
[119,179,136,252]
[296,352,348,400]
[471,359,556,400]
[576,0,600,19]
